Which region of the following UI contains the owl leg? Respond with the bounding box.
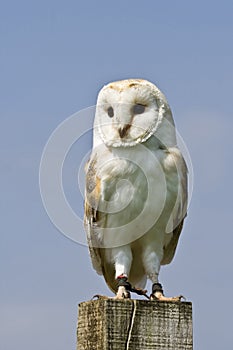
[115,275,131,299]
[113,246,132,299]
[143,250,182,301]
[115,275,149,299]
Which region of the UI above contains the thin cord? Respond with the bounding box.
[125,299,137,350]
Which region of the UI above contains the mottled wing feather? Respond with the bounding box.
[161,153,188,265]
[84,155,104,275]
[84,155,123,292]
[161,219,184,265]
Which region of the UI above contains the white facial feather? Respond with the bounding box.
[94,79,176,148]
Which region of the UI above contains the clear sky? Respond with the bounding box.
[1,1,233,349]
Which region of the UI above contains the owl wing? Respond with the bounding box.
[161,149,188,265]
[84,153,106,275]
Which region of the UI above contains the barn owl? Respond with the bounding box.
[84,79,188,301]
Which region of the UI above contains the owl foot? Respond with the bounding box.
[150,283,184,302]
[92,292,130,300]
[115,276,131,299]
[114,286,131,299]
[116,275,150,299]
[150,292,183,301]
[92,294,111,300]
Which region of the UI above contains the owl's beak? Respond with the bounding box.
[118,124,130,138]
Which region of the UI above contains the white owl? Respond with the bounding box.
[84,79,188,301]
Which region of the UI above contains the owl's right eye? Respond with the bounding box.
[107,106,114,118]
[132,104,146,115]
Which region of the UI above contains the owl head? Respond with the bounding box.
[94,79,177,148]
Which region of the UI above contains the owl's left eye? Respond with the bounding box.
[107,106,114,118]
[132,104,146,115]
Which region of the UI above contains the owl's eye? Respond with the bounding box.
[107,106,114,118]
[132,104,146,115]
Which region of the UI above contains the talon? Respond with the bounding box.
[91,294,110,300]
[150,282,184,302]
[116,276,131,299]
[116,275,150,299]
[150,292,184,302]
[115,286,131,299]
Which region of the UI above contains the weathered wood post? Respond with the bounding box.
[77,299,193,350]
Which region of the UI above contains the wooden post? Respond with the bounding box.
[77,299,193,350]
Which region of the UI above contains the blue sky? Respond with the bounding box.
[1,1,233,349]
